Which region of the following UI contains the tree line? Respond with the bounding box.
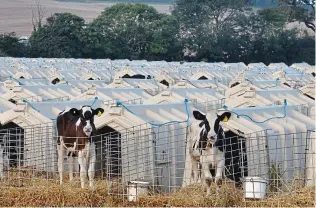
[0,0,315,65]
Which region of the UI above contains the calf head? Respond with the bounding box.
[68,105,104,137]
[193,110,231,148]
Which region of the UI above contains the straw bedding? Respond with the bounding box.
[0,178,314,207]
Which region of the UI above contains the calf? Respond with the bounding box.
[56,105,104,188]
[188,110,231,196]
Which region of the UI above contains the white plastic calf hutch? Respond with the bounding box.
[0,100,53,172]
[225,89,314,117]
[182,105,315,188]
[155,71,179,87]
[222,106,315,186]
[94,101,196,193]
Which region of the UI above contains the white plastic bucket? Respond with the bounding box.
[127,181,150,202]
[243,177,267,199]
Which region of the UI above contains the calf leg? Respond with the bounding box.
[78,150,87,188]
[215,159,225,196]
[88,143,96,188]
[68,153,74,182]
[201,155,212,196]
[191,156,200,184]
[57,141,65,185]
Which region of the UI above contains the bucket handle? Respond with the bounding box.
[241,176,268,183]
[251,178,255,199]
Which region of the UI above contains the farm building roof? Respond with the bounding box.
[247,62,267,69]
[73,87,152,104]
[225,62,248,71]
[225,80,297,98]
[25,98,106,120]
[94,101,194,132]
[171,79,228,95]
[144,88,224,105]
[268,62,288,70]
[290,62,314,72]
[221,105,315,135]
[107,78,167,95]
[299,82,315,100]
[65,80,108,91]
[0,84,81,102]
[4,78,50,88]
[224,88,314,118]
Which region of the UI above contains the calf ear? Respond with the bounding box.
[193,110,206,121]
[218,112,231,122]
[93,108,104,117]
[69,108,80,116]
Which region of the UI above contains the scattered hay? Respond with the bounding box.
[136,184,315,207]
[0,176,314,207]
[0,179,116,207]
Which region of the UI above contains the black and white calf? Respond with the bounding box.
[56,105,104,188]
[188,110,231,196]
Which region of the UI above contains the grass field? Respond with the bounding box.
[56,0,174,3]
[0,0,312,38]
[0,0,171,37]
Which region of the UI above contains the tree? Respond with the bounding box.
[0,50,7,57]
[0,33,28,57]
[275,0,315,32]
[285,32,315,64]
[88,3,182,60]
[29,13,85,58]
[172,0,251,57]
[148,14,183,61]
[80,24,108,59]
[31,0,46,32]
[225,6,295,64]
[257,7,288,29]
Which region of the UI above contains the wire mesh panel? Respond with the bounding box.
[103,98,143,105]
[0,128,25,170]
[294,104,311,117]
[102,131,122,180]
[194,99,226,113]
[0,122,57,188]
[0,122,314,201]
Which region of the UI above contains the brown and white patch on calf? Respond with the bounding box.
[56,105,104,188]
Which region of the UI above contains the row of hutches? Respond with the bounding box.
[0,57,314,192]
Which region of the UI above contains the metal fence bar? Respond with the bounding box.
[0,121,314,201]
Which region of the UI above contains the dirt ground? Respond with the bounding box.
[0,0,171,37]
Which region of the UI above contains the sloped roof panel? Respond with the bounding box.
[66,80,108,90]
[74,87,152,104]
[27,98,107,120]
[145,88,224,104]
